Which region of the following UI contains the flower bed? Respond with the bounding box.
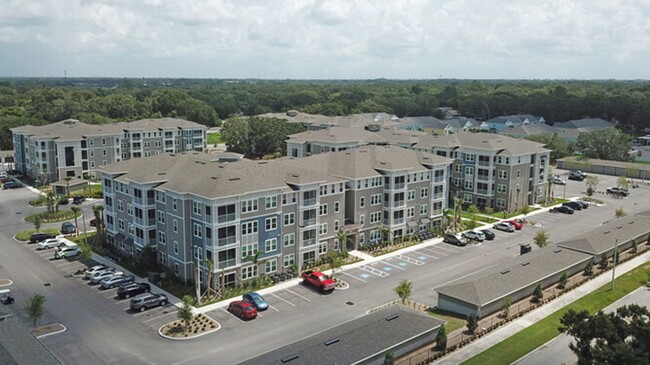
[160,313,220,339]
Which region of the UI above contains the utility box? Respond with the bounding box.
[520,244,532,255]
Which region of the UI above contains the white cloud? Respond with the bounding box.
[0,0,649,78]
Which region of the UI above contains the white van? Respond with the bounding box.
[54,241,81,259]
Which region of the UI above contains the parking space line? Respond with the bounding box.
[285,289,311,302]
[268,305,280,312]
[379,260,406,270]
[421,246,448,256]
[395,254,424,265]
[220,307,245,322]
[142,310,178,324]
[132,305,169,318]
[270,293,296,307]
[434,244,463,253]
[340,271,367,283]
[413,250,439,260]
[360,265,389,277]
[55,261,81,268]
[114,298,130,304]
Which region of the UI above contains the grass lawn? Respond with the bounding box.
[430,309,467,333]
[541,198,569,207]
[25,209,81,223]
[15,228,60,241]
[460,212,500,224]
[461,261,650,365]
[207,133,222,145]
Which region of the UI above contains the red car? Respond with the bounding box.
[228,300,258,320]
[505,220,523,230]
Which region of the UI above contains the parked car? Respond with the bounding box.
[54,245,81,259]
[228,300,258,320]
[60,222,76,234]
[72,195,86,204]
[575,200,589,209]
[242,292,269,311]
[84,265,110,279]
[29,232,56,243]
[89,219,97,227]
[551,206,575,214]
[301,271,336,293]
[568,173,584,181]
[443,233,468,246]
[37,238,62,250]
[117,282,151,299]
[493,222,516,232]
[130,293,168,312]
[90,270,123,284]
[505,220,523,230]
[0,172,7,182]
[480,229,496,240]
[606,187,629,197]
[100,275,134,289]
[570,170,587,178]
[462,230,485,242]
[550,177,566,185]
[562,201,583,211]
[2,181,20,189]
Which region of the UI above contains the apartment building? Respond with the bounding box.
[412,133,551,211]
[99,145,451,286]
[11,118,205,183]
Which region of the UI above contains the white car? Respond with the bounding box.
[38,238,62,250]
[84,265,110,279]
[462,230,485,242]
[493,222,516,232]
[90,270,123,284]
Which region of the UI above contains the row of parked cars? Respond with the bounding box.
[228,292,269,321]
[550,200,589,214]
[443,218,526,246]
[29,232,82,258]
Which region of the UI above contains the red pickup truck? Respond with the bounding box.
[301,270,336,293]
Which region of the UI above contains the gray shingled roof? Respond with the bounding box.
[503,123,559,137]
[0,317,61,365]
[435,246,592,306]
[553,118,614,129]
[286,127,388,144]
[414,133,549,156]
[399,116,446,129]
[237,304,443,365]
[556,215,650,256]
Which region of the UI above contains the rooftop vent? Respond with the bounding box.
[258,161,268,165]
[500,269,510,274]
[385,314,399,321]
[521,262,530,266]
[603,230,610,234]
[228,177,240,181]
[628,221,635,224]
[158,172,166,176]
[324,338,340,346]
[291,174,300,178]
[617,225,622,229]
[211,176,218,180]
[218,165,225,168]
[169,154,175,157]
[281,354,299,363]
[554,249,562,253]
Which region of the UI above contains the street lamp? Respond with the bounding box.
[611,239,619,290]
[81,209,89,248]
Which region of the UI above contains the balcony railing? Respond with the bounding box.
[302,238,317,247]
[218,236,237,246]
[218,259,236,269]
[433,193,444,199]
[394,217,404,225]
[147,218,156,226]
[476,189,489,195]
[476,175,490,181]
[431,209,443,216]
[478,160,491,167]
[303,198,317,206]
[134,217,144,226]
[133,196,143,205]
[217,213,236,224]
[434,176,444,182]
[394,200,405,208]
[302,218,317,227]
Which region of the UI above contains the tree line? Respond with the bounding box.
[1,78,649,151]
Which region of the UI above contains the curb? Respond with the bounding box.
[0,279,13,287]
[35,323,67,339]
[158,315,221,341]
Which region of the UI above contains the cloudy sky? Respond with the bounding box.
[1,0,649,79]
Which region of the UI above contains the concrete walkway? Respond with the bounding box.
[435,250,650,365]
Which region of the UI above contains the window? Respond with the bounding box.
[407,207,414,218]
[265,238,278,253]
[282,193,296,205]
[283,254,295,268]
[360,197,365,208]
[89,139,95,146]
[173,241,179,255]
[127,204,133,216]
[265,196,277,209]
[264,260,277,274]
[117,200,124,212]
[118,219,125,231]
[334,201,340,213]
[464,180,473,190]
[497,184,507,193]
[420,187,429,198]
[283,233,295,247]
[464,193,473,203]
[193,201,202,215]
[102,149,107,156]
[158,211,165,224]
[370,212,381,224]
[172,198,177,210]
[420,204,428,215]
[498,170,508,179]
[241,266,257,280]
[193,223,202,238]
[407,190,415,201]
[241,221,258,235]
[241,199,258,213]
[464,153,476,162]
[265,217,277,231]
[454,164,462,173]
[90,150,95,158]
[160,252,167,264]
[319,204,328,216]
[319,223,328,235]
[283,213,295,226]
[159,232,166,245]
[516,170,521,178]
[496,198,506,208]
[194,247,202,261]
[173,219,178,233]
[464,166,474,175]
[319,242,327,254]
[359,214,365,225]
[128,223,134,235]
[242,243,258,258]
[334,220,340,231]
[370,193,382,205]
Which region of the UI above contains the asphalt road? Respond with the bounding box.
[1,172,648,365]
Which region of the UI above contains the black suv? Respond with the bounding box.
[60,222,76,234]
[562,202,583,211]
[30,232,56,243]
[117,282,151,299]
[72,196,86,204]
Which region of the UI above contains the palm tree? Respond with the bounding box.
[442,208,452,231]
[615,206,626,219]
[202,258,217,300]
[380,225,392,244]
[92,205,105,245]
[70,206,81,237]
[534,229,550,247]
[336,231,349,251]
[394,279,412,304]
[63,176,72,198]
[453,197,463,230]
[45,190,56,213]
[178,295,194,330]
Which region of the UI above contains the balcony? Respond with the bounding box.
[478,160,491,167]
[476,175,490,181]
[218,259,236,269]
[394,217,404,225]
[434,176,445,183]
[218,236,237,247]
[431,209,442,216]
[104,187,113,194]
[105,205,114,213]
[476,189,489,195]
[133,196,143,205]
[302,238,317,247]
[302,218,317,227]
[217,213,236,224]
[433,193,444,199]
[147,218,156,226]
[394,200,405,208]
[134,217,144,226]
[303,198,317,206]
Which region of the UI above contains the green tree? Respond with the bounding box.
[533,229,550,248]
[383,351,395,365]
[630,239,638,254]
[70,205,81,237]
[532,283,543,303]
[525,133,573,163]
[559,305,650,365]
[92,205,105,246]
[324,251,342,279]
[501,296,512,318]
[178,295,195,329]
[599,253,609,269]
[33,214,42,232]
[63,176,72,198]
[466,313,478,334]
[615,206,626,219]
[576,128,633,161]
[435,324,447,351]
[585,175,599,195]
[519,204,532,219]
[78,240,92,261]
[394,279,412,304]
[558,271,568,289]
[467,204,479,227]
[584,259,594,276]
[23,293,46,327]
[336,231,349,251]
[617,176,629,190]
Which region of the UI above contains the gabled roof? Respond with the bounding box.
[435,246,591,306]
[556,214,650,256]
[399,116,446,129]
[237,304,443,365]
[503,123,559,137]
[486,114,544,125]
[553,118,614,129]
[286,127,388,145]
[0,316,61,365]
[413,133,549,156]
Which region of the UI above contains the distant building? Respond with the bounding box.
[11,118,206,183]
[481,114,545,133]
[437,107,461,119]
[260,111,400,131]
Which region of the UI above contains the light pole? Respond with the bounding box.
[81,209,88,248]
[563,182,567,199]
[611,239,619,290]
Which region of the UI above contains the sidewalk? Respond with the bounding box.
[435,250,650,365]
